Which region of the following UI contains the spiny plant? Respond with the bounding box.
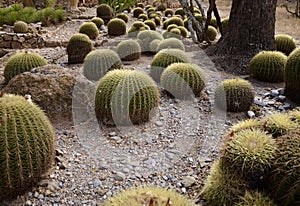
[156,3,167,11]
[152,16,162,26]
[91,17,104,29]
[177,26,188,38]
[79,22,99,40]
[127,21,150,37]
[133,7,144,18]
[66,33,93,64]
[221,17,229,33]
[138,13,148,21]
[275,34,296,55]
[149,39,162,54]
[95,69,160,126]
[209,17,218,28]
[174,8,185,18]
[165,8,173,17]
[145,5,153,11]
[156,37,185,52]
[0,94,55,201]
[144,19,156,30]
[169,28,182,39]
[83,49,123,81]
[137,2,144,8]
[165,16,184,27]
[167,24,178,32]
[116,13,129,23]
[206,25,218,41]
[214,78,255,112]
[285,47,300,104]
[98,0,136,14]
[104,186,197,206]
[13,20,28,33]
[234,190,276,206]
[249,51,287,83]
[107,18,127,36]
[161,63,206,100]
[137,30,163,53]
[96,3,113,25]
[229,119,262,134]
[4,52,47,82]
[116,40,141,61]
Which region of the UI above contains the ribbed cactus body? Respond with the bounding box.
[249,51,287,83]
[96,4,113,24]
[116,13,129,23]
[144,19,156,30]
[157,38,185,51]
[150,48,191,82]
[116,40,141,61]
[108,18,127,36]
[275,34,296,55]
[177,26,188,37]
[4,52,47,82]
[214,78,254,112]
[166,16,184,27]
[161,63,206,99]
[83,49,122,81]
[13,20,28,33]
[149,39,162,54]
[174,8,185,18]
[91,17,104,29]
[207,25,218,41]
[137,30,163,53]
[285,47,300,103]
[95,69,160,126]
[221,17,229,33]
[66,33,93,64]
[165,8,173,17]
[133,7,144,18]
[0,94,55,200]
[79,22,99,40]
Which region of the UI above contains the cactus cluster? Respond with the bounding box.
[163,16,184,29]
[107,18,127,36]
[13,20,28,33]
[137,30,163,53]
[157,37,185,52]
[275,34,296,55]
[138,13,148,21]
[83,49,122,81]
[249,51,287,83]
[214,78,255,112]
[66,33,93,64]
[149,39,162,54]
[91,17,104,29]
[116,40,141,61]
[95,69,160,126]
[79,21,99,40]
[0,94,55,200]
[96,4,113,24]
[128,21,150,37]
[161,63,206,99]
[4,51,47,82]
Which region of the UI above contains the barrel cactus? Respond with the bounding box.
[137,30,163,53]
[13,20,28,33]
[0,94,55,200]
[4,51,47,82]
[79,22,99,40]
[161,63,206,99]
[96,4,113,24]
[177,26,188,38]
[221,17,229,33]
[275,34,296,55]
[285,47,300,103]
[105,186,197,206]
[128,21,150,37]
[83,49,122,81]
[144,19,156,30]
[95,69,160,126]
[116,13,129,23]
[174,8,185,18]
[209,17,218,28]
[107,18,127,36]
[165,8,173,17]
[150,48,191,82]
[149,39,162,54]
[66,33,93,64]
[157,37,185,52]
[138,13,148,21]
[133,7,144,18]
[214,78,255,112]
[249,51,287,83]
[229,119,262,134]
[234,190,276,206]
[91,17,104,29]
[207,25,218,41]
[116,40,141,61]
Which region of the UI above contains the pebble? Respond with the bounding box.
[155,121,164,127]
[114,172,126,181]
[182,176,197,187]
[247,111,256,118]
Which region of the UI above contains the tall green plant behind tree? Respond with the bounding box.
[98,0,136,13]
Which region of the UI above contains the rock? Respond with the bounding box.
[25,200,32,206]
[254,99,268,107]
[155,121,164,127]
[278,95,286,101]
[182,176,196,187]
[109,132,117,137]
[271,89,280,97]
[247,111,256,118]
[114,172,126,181]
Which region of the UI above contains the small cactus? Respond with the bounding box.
[167,24,178,32]
[174,8,185,18]
[169,28,182,39]
[137,30,163,53]
[156,3,167,11]
[83,49,122,81]
[177,26,188,38]
[138,13,148,21]
[4,51,47,82]
[214,78,255,112]
[133,7,144,18]
[234,190,276,206]
[91,17,104,29]
[144,19,156,30]
[150,48,191,82]
[0,94,55,200]
[96,4,113,24]
[79,22,99,40]
[206,25,218,41]
[157,37,185,51]
[107,18,127,36]
[221,17,229,33]
[128,21,150,37]
[161,63,206,99]
[116,13,129,23]
[165,8,173,17]
[275,34,296,55]
[13,20,28,33]
[66,33,93,64]
[209,17,218,28]
[116,40,141,61]
[95,69,160,126]
[249,51,287,83]
[166,16,184,27]
[229,119,262,134]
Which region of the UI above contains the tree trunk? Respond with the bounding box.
[207,0,278,74]
[69,0,79,11]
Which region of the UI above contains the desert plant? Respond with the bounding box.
[98,0,136,14]
[144,19,156,30]
[116,40,141,61]
[83,49,122,81]
[214,78,255,112]
[96,4,113,24]
[275,34,296,55]
[177,26,188,38]
[167,23,178,32]
[229,119,262,134]
[209,17,218,28]
[150,48,191,82]
[0,94,55,200]
[95,69,160,126]
[174,8,185,18]
[36,7,65,26]
[137,30,163,53]
[145,5,153,11]
[206,25,218,41]
[153,16,161,26]
[289,109,300,122]
[107,18,127,36]
[105,186,197,206]
[4,52,47,82]
[156,3,167,11]
[133,7,144,18]
[66,33,93,64]
[249,51,287,83]
[116,13,129,23]
[157,37,185,51]
[285,47,300,103]
[137,2,144,8]
[168,28,182,39]
[161,63,206,99]
[79,22,99,40]
[13,20,28,33]
[165,8,173,17]
[149,39,162,54]
[234,190,276,206]
[138,13,148,21]
[128,21,150,37]
[91,17,104,29]
[221,17,229,33]
[166,16,184,27]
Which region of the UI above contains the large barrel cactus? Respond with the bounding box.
[4,51,47,82]
[96,4,113,24]
[249,51,287,83]
[161,63,206,99]
[285,47,300,103]
[275,34,296,55]
[107,18,127,36]
[137,30,163,53]
[13,20,28,33]
[95,69,160,126]
[157,37,185,51]
[79,22,99,40]
[67,33,93,64]
[0,94,55,200]
[150,48,191,83]
[116,40,141,61]
[83,49,122,81]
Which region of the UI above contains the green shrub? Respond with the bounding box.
[144,19,156,30]
[36,7,65,26]
[13,20,28,33]
[149,39,162,54]
[249,51,287,83]
[83,49,122,81]
[157,37,185,51]
[107,18,127,36]
[0,94,55,201]
[207,25,218,41]
[234,190,276,206]
[214,78,255,112]
[275,34,296,55]
[18,7,37,23]
[98,0,136,14]
[165,8,173,17]
[95,69,160,126]
[91,17,104,29]
[116,40,141,61]
[116,13,129,23]
[137,30,163,53]
[137,2,144,8]
[150,48,191,82]
[133,7,144,18]
[229,119,262,134]
[161,63,206,99]
[66,33,93,64]
[128,21,150,37]
[4,52,47,82]
[79,22,99,40]
[174,8,185,18]
[285,47,300,103]
[96,4,113,24]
